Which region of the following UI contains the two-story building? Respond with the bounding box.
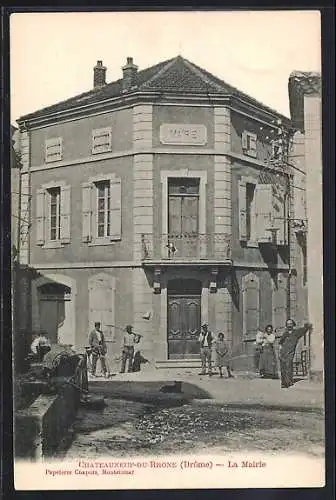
[16,55,307,371]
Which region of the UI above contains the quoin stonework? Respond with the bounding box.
[15,56,317,373]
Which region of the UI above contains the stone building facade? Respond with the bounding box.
[16,56,308,371]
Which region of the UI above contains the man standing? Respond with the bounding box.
[88,322,108,377]
[120,325,140,373]
[254,329,265,374]
[279,319,312,388]
[198,323,215,376]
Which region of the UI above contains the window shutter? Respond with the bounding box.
[255,184,273,243]
[242,273,260,340]
[89,276,115,341]
[110,177,121,241]
[82,182,92,242]
[238,180,247,241]
[272,274,287,332]
[272,186,287,245]
[36,188,45,246]
[60,185,71,244]
[242,131,248,150]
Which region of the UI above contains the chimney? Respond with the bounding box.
[122,57,138,92]
[93,60,107,89]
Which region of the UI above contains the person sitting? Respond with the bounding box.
[30,332,51,362]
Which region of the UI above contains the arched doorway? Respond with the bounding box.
[167,279,201,359]
[38,281,71,344]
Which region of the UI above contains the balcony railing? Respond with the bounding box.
[141,233,231,262]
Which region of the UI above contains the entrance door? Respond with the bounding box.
[167,279,201,359]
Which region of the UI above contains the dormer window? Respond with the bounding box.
[242,131,257,158]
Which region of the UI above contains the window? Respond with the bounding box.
[49,187,61,240]
[92,127,112,154]
[242,131,257,158]
[239,180,287,246]
[36,183,71,246]
[96,181,111,237]
[45,137,62,163]
[82,175,121,244]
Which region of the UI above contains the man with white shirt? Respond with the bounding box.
[198,323,215,376]
[120,325,141,373]
[88,322,108,377]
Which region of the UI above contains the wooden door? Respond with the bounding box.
[167,295,201,359]
[39,299,64,344]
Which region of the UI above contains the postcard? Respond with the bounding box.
[10,10,324,490]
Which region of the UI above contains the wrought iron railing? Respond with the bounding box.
[141,233,231,261]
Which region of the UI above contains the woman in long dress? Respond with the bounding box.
[259,324,279,379]
[215,332,234,378]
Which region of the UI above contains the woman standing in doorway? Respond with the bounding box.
[259,324,278,379]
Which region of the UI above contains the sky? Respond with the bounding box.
[10,11,321,124]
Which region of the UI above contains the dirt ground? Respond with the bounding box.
[63,397,324,459]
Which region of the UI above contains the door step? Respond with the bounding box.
[155,359,201,369]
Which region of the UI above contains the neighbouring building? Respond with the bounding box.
[288,71,323,381]
[11,126,33,371]
[16,56,309,371]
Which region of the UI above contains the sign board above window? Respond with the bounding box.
[160,124,207,146]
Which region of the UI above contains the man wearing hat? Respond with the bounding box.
[198,323,215,376]
[120,325,141,373]
[88,321,108,377]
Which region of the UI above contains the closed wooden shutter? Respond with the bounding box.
[88,275,114,340]
[60,185,71,244]
[36,188,45,246]
[110,178,121,241]
[238,180,247,241]
[242,273,260,340]
[272,185,287,245]
[255,184,273,243]
[272,273,287,333]
[242,131,248,150]
[82,182,92,242]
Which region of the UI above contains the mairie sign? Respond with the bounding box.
[159,124,207,145]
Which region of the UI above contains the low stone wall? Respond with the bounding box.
[14,354,88,460]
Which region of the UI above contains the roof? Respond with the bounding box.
[18,55,290,123]
[288,71,322,131]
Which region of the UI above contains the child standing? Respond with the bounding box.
[215,332,234,378]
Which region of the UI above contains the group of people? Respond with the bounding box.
[198,323,233,378]
[199,319,312,389]
[254,319,312,388]
[88,322,147,377]
[29,318,312,390]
